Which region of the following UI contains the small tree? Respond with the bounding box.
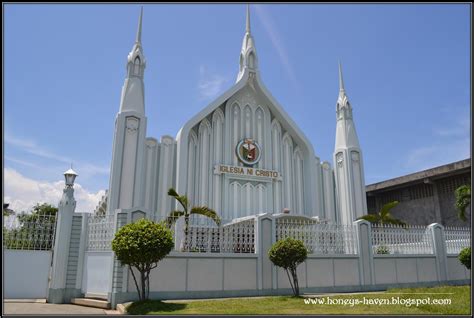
[268,237,308,296]
[167,188,220,250]
[358,201,407,226]
[455,185,471,222]
[112,218,174,301]
[458,247,471,270]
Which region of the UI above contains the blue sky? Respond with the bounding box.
[4,4,471,212]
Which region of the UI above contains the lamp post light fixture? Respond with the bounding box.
[64,168,78,188]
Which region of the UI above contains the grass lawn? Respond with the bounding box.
[126,285,470,315]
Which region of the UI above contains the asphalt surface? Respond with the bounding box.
[3,302,121,315]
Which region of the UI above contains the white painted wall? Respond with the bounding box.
[82,252,113,296]
[5,250,52,299]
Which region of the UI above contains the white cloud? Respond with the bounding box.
[254,5,299,89]
[405,138,470,172]
[4,168,105,214]
[198,65,228,100]
[5,133,109,181]
[434,116,470,137]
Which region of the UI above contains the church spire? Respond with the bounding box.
[333,63,367,225]
[336,61,351,117]
[246,4,251,34]
[136,6,143,44]
[236,5,258,82]
[338,61,345,92]
[119,8,146,114]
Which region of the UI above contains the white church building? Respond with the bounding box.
[101,6,368,225]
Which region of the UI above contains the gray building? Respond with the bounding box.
[366,159,471,227]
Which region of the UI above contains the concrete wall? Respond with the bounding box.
[81,252,113,296]
[5,250,52,299]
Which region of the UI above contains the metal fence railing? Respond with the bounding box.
[73,211,472,256]
[153,215,255,253]
[444,226,471,255]
[275,218,359,254]
[86,214,115,251]
[3,214,58,251]
[371,224,434,255]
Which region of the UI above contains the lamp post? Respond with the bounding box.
[64,168,78,188]
[48,167,79,303]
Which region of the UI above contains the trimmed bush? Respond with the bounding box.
[268,237,308,296]
[458,247,471,270]
[112,218,174,301]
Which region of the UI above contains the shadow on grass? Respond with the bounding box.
[127,300,187,315]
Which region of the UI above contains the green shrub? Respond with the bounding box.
[112,218,174,301]
[458,247,471,270]
[375,245,390,254]
[268,237,308,296]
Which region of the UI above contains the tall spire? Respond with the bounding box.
[237,4,258,82]
[246,4,251,34]
[136,7,143,43]
[338,61,345,92]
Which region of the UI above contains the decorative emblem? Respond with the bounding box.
[336,153,344,167]
[236,138,261,166]
[126,117,139,134]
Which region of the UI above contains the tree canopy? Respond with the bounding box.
[112,218,174,301]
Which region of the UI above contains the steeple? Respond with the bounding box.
[119,7,146,114]
[338,61,345,92]
[236,5,258,82]
[136,6,143,44]
[333,63,367,225]
[336,62,352,121]
[246,4,251,33]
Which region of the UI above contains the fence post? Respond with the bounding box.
[255,213,274,291]
[428,223,448,282]
[48,185,77,303]
[354,220,374,286]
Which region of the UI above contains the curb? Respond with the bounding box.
[116,302,132,314]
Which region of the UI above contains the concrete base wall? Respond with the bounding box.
[82,251,113,296]
[5,250,52,299]
[111,252,470,307]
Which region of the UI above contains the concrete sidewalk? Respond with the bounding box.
[3,301,121,315]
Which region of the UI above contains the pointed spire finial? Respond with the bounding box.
[136,7,143,43]
[338,61,345,91]
[246,4,251,34]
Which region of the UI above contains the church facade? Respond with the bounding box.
[103,7,368,225]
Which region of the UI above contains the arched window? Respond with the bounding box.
[133,56,141,76]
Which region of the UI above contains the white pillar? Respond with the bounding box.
[48,187,76,303]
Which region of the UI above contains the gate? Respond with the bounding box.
[3,214,57,299]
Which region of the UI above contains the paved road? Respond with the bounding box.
[3,302,121,315]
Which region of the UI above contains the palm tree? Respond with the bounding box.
[358,201,406,226]
[166,188,221,240]
[455,184,471,222]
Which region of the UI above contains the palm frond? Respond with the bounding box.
[357,214,380,224]
[455,185,471,222]
[190,206,221,226]
[167,210,185,227]
[167,188,188,211]
[380,201,399,218]
[167,188,179,198]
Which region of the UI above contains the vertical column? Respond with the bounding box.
[256,214,274,291]
[109,211,128,307]
[354,220,374,286]
[428,223,448,282]
[48,187,77,303]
